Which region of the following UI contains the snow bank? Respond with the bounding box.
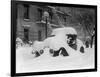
[16,46,94,73]
[16,37,23,42]
[16,27,94,73]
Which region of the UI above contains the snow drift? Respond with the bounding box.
[16,27,95,73]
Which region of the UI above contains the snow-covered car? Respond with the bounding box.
[31,27,85,58]
[31,29,69,57]
[50,27,85,53]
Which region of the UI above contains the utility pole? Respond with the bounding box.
[43,11,49,38]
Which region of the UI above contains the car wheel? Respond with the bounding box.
[53,50,60,57]
[60,47,69,56]
[40,50,44,54]
[49,49,54,57]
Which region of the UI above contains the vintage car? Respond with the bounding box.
[50,27,85,54]
[31,27,85,58]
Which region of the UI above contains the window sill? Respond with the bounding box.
[23,18,30,21]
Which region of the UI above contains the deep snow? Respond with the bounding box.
[16,45,95,73]
[16,27,95,73]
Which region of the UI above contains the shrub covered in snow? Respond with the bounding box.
[16,37,23,48]
[28,40,33,46]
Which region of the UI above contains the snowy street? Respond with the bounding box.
[16,46,95,73]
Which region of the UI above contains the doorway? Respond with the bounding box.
[38,30,42,41]
[24,28,29,43]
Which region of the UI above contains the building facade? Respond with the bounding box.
[16,3,68,42]
[16,3,93,43]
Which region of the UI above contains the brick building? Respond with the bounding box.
[16,3,69,42]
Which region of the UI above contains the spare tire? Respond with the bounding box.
[49,49,60,57]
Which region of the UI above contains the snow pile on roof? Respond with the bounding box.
[16,37,23,42]
[51,27,77,36]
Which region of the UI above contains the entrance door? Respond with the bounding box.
[24,28,29,43]
[38,30,42,41]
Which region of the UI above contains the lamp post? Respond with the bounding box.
[43,11,49,38]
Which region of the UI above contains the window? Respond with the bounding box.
[37,8,43,21]
[63,16,66,22]
[23,4,29,19]
[49,11,53,21]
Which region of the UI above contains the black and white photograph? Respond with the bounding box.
[11,0,97,76]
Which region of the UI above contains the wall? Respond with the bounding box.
[17,4,46,41]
